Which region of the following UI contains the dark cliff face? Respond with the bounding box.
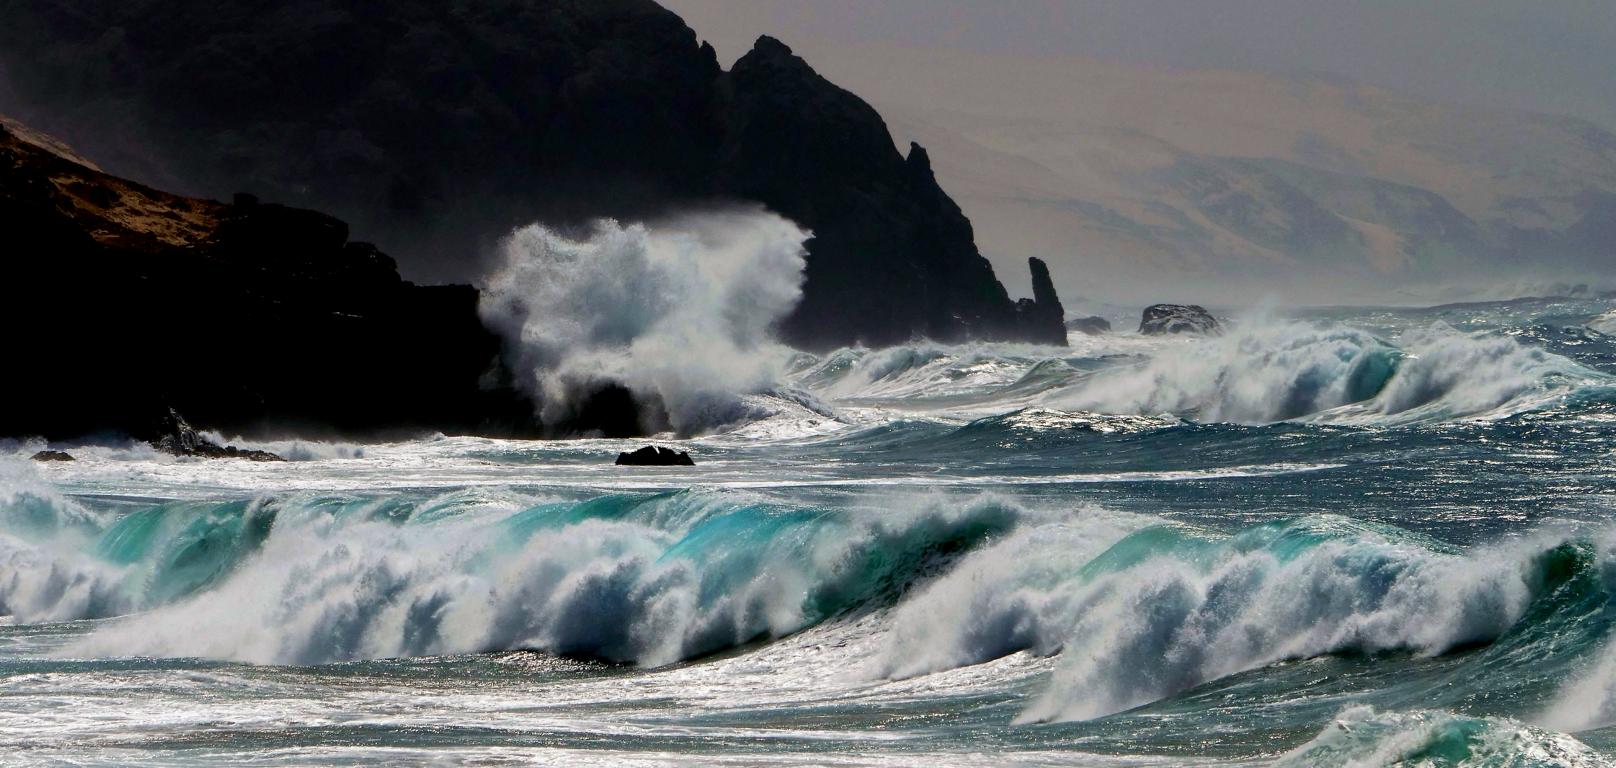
[0,1,1066,351]
[0,122,540,440]
[0,0,724,278]
[715,37,1043,347]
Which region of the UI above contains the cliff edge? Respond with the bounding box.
[0,1,1066,350]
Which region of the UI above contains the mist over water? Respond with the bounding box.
[479,209,810,435]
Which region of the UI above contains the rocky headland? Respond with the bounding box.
[0,0,1065,351]
[0,120,542,441]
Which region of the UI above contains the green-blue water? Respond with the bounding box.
[4,298,1616,766]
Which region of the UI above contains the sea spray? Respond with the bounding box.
[59,490,1021,666]
[1538,532,1616,734]
[0,460,127,620]
[1048,320,1403,422]
[871,516,1605,724]
[1589,310,1616,337]
[1279,706,1605,767]
[1038,318,1609,425]
[1340,322,1609,423]
[479,210,810,435]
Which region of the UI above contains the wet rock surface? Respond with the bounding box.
[1139,304,1221,336]
[146,409,284,462]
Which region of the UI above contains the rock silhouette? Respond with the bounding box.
[0,1,1066,351]
[615,446,696,466]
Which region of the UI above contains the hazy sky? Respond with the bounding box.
[662,0,1616,130]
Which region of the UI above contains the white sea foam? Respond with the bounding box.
[1049,320,1400,422]
[873,516,1568,723]
[1590,310,1616,336]
[1322,322,1609,424]
[61,492,1022,667]
[479,209,809,436]
[1039,318,1607,425]
[1280,706,1604,767]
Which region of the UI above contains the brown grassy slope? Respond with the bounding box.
[1,115,221,252]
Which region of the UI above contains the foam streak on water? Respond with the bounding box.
[4,296,1616,765]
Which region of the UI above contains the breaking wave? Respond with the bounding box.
[1,485,1019,666]
[6,467,1614,737]
[479,210,810,436]
[872,514,1616,724]
[1590,311,1616,337]
[1054,320,1610,425]
[1280,706,1605,767]
[783,319,1613,428]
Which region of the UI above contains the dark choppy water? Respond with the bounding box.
[4,298,1616,766]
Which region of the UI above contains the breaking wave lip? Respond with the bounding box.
[1279,706,1606,768]
[1051,319,1613,426]
[1539,530,1616,735]
[3,487,1024,667]
[870,514,1616,724]
[8,465,1616,742]
[785,318,1612,429]
[784,341,1130,411]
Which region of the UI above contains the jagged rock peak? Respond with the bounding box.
[905,142,935,178]
[748,35,797,59]
[1012,257,1068,345]
[1029,257,1062,309]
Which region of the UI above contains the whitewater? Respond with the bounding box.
[6,224,1616,765]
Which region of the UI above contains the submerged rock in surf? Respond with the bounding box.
[1139,304,1221,336]
[29,450,75,462]
[147,408,284,462]
[615,446,695,467]
[1066,316,1112,336]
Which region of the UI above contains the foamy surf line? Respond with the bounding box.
[712,462,1345,490]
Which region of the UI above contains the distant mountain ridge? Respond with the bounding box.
[0,0,1065,350]
[790,45,1616,305]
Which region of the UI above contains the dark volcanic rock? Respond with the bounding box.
[1139,304,1222,336]
[0,121,546,441]
[1012,257,1067,344]
[615,446,696,466]
[1066,316,1113,336]
[0,3,1066,350]
[718,41,1064,347]
[30,450,75,462]
[146,408,284,461]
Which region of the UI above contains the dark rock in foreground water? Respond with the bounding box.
[147,409,284,462]
[30,450,74,462]
[616,446,696,467]
[1139,304,1221,336]
[1066,316,1112,336]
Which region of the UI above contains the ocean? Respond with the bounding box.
[4,297,1616,766]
